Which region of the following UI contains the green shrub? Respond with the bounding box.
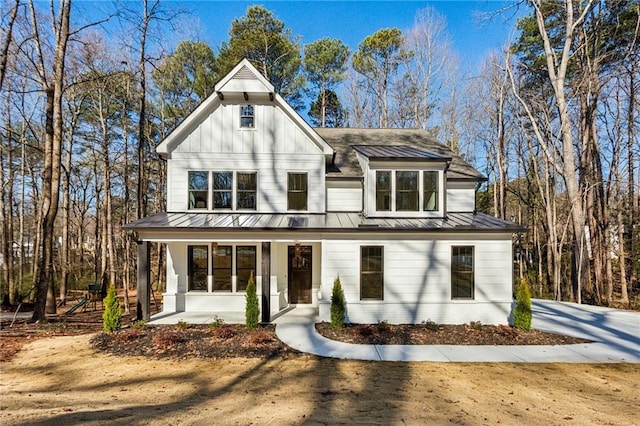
[245,272,259,330]
[423,319,439,331]
[513,278,532,330]
[209,315,225,330]
[175,320,189,330]
[330,276,346,330]
[102,286,122,333]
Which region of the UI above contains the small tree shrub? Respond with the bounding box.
[330,276,345,330]
[102,286,122,333]
[422,319,439,332]
[211,326,237,340]
[245,272,259,330]
[175,320,189,330]
[513,278,532,330]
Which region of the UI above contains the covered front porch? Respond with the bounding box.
[136,238,324,323]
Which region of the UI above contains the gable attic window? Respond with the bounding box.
[188,171,209,209]
[213,172,233,209]
[240,105,254,128]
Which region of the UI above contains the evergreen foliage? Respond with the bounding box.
[513,278,532,330]
[309,90,345,127]
[330,276,346,330]
[245,271,260,330]
[102,286,122,333]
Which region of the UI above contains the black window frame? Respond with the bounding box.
[212,245,233,292]
[451,246,474,299]
[237,172,257,210]
[236,246,257,292]
[240,105,254,128]
[360,246,384,300]
[287,172,308,211]
[187,245,208,291]
[188,171,209,210]
[213,171,233,209]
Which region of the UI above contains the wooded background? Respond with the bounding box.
[0,0,638,321]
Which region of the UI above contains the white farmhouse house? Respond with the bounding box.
[126,59,524,325]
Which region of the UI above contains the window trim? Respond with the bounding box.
[287,172,308,211]
[451,245,475,300]
[423,171,439,212]
[213,171,233,210]
[375,170,391,211]
[187,245,209,292]
[240,104,255,128]
[360,245,384,301]
[371,168,442,216]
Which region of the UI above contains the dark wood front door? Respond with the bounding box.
[288,245,312,304]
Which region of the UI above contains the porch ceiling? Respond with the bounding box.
[124,211,526,234]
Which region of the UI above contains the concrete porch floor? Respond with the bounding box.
[147,306,319,325]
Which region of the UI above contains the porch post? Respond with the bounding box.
[261,242,271,323]
[136,240,151,321]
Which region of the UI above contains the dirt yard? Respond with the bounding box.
[1,335,638,425]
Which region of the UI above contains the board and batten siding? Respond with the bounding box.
[320,235,513,324]
[165,102,326,213]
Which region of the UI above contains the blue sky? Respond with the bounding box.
[176,1,524,72]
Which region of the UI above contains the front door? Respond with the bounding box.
[288,245,312,304]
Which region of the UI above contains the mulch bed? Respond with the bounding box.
[315,322,592,346]
[91,324,301,359]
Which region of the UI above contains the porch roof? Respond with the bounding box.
[124,211,526,234]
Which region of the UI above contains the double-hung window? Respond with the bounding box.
[188,171,209,209]
[376,171,391,211]
[213,245,232,292]
[423,171,439,211]
[240,105,254,128]
[237,172,257,210]
[213,172,233,209]
[188,245,208,291]
[361,246,384,300]
[288,173,308,210]
[396,171,418,211]
[451,246,474,299]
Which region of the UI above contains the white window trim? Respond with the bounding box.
[287,171,309,212]
[187,243,259,293]
[239,104,257,130]
[187,171,258,212]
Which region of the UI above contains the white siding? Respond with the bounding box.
[447,188,475,212]
[327,187,362,212]
[319,236,513,324]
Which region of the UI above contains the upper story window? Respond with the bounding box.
[237,172,257,210]
[213,172,233,209]
[451,246,474,299]
[396,171,418,211]
[288,172,308,210]
[423,171,439,211]
[188,171,209,209]
[240,105,254,128]
[376,171,391,211]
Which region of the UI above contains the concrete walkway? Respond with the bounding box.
[274,300,640,363]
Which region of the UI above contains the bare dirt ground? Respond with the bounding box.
[1,334,638,426]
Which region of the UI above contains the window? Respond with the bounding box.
[237,172,257,210]
[452,246,474,299]
[288,173,308,210]
[188,171,208,209]
[361,246,383,300]
[236,246,257,292]
[423,171,439,211]
[396,171,418,211]
[376,171,391,211]
[212,245,232,291]
[240,105,254,128]
[188,245,208,291]
[213,172,233,209]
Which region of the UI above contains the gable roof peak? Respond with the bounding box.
[215,58,275,94]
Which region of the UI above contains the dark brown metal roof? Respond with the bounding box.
[352,145,451,161]
[315,128,486,181]
[125,212,526,233]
